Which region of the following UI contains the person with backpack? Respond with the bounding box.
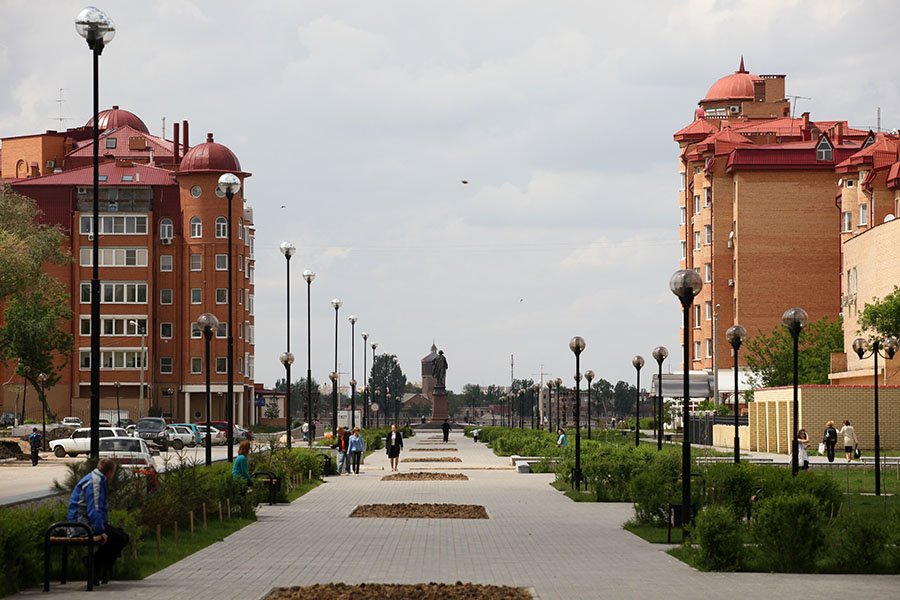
[27,427,42,466]
[822,420,838,463]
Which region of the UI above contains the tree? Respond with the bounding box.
[612,380,636,418]
[369,354,407,420]
[859,286,900,340]
[274,376,322,420]
[744,315,843,388]
[0,279,73,422]
[591,378,614,416]
[404,381,422,393]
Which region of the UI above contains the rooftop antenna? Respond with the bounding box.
[51,88,73,129]
[877,107,881,132]
[787,95,812,121]
[162,116,166,138]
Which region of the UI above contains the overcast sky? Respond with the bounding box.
[3,0,900,391]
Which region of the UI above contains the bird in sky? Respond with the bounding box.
[461,180,469,184]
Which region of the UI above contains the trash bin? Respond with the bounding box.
[322,454,333,476]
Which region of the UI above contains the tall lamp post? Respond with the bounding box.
[652,346,668,451]
[632,356,644,447]
[725,326,747,463]
[361,332,369,428]
[76,6,115,460]
[198,312,219,466]
[852,336,898,496]
[38,373,48,451]
[782,307,808,477]
[555,378,562,429]
[584,370,594,439]
[302,270,315,443]
[348,316,357,428]
[113,381,120,428]
[331,299,342,432]
[546,381,554,432]
[569,336,585,490]
[374,388,381,428]
[670,269,703,534]
[370,341,378,427]
[217,172,241,461]
[280,352,294,448]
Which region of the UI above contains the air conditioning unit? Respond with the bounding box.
[77,187,87,194]
[726,239,733,249]
[727,278,735,287]
[45,160,56,168]
[87,233,94,241]
[161,238,172,245]
[730,106,741,114]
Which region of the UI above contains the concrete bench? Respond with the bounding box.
[510,455,559,473]
[860,456,900,467]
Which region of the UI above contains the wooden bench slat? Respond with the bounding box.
[48,536,103,543]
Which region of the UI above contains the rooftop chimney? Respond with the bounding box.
[182,120,189,153]
[207,133,214,143]
[173,122,180,164]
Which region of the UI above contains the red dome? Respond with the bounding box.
[178,133,242,173]
[703,58,758,102]
[85,105,149,134]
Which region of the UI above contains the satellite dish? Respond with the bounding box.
[885,214,896,223]
[837,178,843,187]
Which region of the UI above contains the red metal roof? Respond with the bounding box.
[66,125,175,167]
[834,134,899,173]
[13,161,175,187]
[725,143,859,171]
[177,133,244,174]
[885,161,900,188]
[673,118,719,142]
[84,106,149,134]
[703,59,759,102]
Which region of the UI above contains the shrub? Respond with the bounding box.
[630,450,680,525]
[0,502,65,596]
[694,505,745,571]
[753,492,824,572]
[702,463,758,519]
[822,511,890,573]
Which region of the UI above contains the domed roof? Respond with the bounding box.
[85,106,149,134]
[703,58,758,102]
[178,133,242,173]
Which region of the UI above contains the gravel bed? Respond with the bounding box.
[350,503,488,519]
[264,583,531,600]
[402,457,462,463]
[409,447,457,452]
[382,472,468,481]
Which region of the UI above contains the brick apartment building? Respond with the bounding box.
[0,106,257,425]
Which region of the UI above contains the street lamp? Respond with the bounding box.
[370,341,378,427]
[302,269,315,444]
[782,307,808,477]
[331,298,342,433]
[555,378,562,429]
[584,370,594,439]
[280,351,294,449]
[113,381,120,428]
[76,5,115,460]
[198,312,219,466]
[217,172,241,462]
[670,268,703,534]
[374,388,381,428]
[632,356,644,447]
[852,335,898,495]
[532,384,540,430]
[652,346,668,451]
[361,332,369,428]
[569,336,585,490]
[348,315,357,428]
[546,380,554,432]
[725,326,747,463]
[38,373,48,451]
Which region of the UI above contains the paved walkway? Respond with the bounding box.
[24,430,900,599]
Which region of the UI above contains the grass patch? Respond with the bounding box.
[625,522,684,544]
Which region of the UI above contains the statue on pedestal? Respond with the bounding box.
[432,350,448,388]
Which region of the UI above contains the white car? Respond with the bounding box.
[98,437,158,468]
[166,425,196,450]
[61,417,83,428]
[196,425,227,446]
[49,427,130,458]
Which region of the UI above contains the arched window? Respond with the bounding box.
[159,218,173,240]
[190,216,202,238]
[16,160,27,178]
[215,216,227,238]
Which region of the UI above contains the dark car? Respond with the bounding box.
[135,417,168,451]
[0,412,15,426]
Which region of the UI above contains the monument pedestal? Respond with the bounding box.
[430,388,449,423]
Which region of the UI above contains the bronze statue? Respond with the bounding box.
[432,350,448,388]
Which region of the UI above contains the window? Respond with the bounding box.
[79,215,147,235]
[80,319,91,335]
[694,195,701,214]
[215,255,227,270]
[237,357,243,375]
[105,137,117,149]
[80,248,148,267]
[216,288,227,304]
[679,171,686,191]
[238,253,243,271]
[80,317,146,336]
[160,255,173,272]
[842,211,852,233]
[704,188,712,206]
[215,217,227,238]
[216,357,227,374]
[159,218,173,240]
[160,357,173,374]
[248,294,254,316]
[78,349,146,370]
[693,305,701,327]
[247,355,254,379]
[191,358,202,374]
[80,282,147,304]
[121,175,133,182]
[247,325,255,344]
[238,322,243,339]
[704,263,712,282]
[681,241,686,259]
[694,231,701,250]
[216,323,228,338]
[859,203,868,226]
[846,179,854,188]
[693,341,701,361]
[705,301,713,320]
[238,218,243,240]
[680,206,686,225]
[190,216,202,238]
[816,137,833,161]
[160,323,173,339]
[705,339,713,358]
[191,323,202,339]
[704,225,712,244]
[160,288,173,304]
[191,288,202,304]
[190,253,202,271]
[248,266,254,283]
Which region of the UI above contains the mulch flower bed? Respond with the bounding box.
[264,583,532,600]
[402,457,462,462]
[350,503,488,519]
[382,472,468,481]
[409,447,457,452]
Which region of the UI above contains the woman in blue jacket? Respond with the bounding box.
[347,427,366,476]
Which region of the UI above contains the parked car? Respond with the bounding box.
[194,420,245,444]
[170,423,203,446]
[135,417,169,451]
[125,424,136,437]
[49,427,130,458]
[97,419,111,427]
[235,425,254,441]
[195,424,226,446]
[0,412,15,427]
[115,418,135,428]
[60,416,83,428]
[99,437,160,492]
[165,425,196,450]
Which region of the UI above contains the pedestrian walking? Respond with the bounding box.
[301,421,309,442]
[27,427,42,466]
[330,427,350,475]
[822,420,838,463]
[348,427,365,476]
[442,419,451,443]
[385,424,404,472]
[839,419,859,461]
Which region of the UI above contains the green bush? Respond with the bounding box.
[630,450,681,525]
[702,463,758,519]
[822,511,890,573]
[0,502,65,596]
[694,505,745,571]
[753,493,825,572]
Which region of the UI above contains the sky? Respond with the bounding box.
[2,0,900,392]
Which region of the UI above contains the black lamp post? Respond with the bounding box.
[370,341,378,427]
[76,6,115,460]
[852,335,898,495]
[782,307,808,477]
[546,381,554,432]
[348,315,357,428]
[361,332,368,428]
[331,298,342,432]
[374,388,381,428]
[280,352,294,449]
[584,370,594,439]
[198,312,219,466]
[113,381,120,428]
[652,346,668,451]
[725,325,747,464]
[670,268,703,534]
[217,173,241,462]
[532,384,540,430]
[570,336,585,490]
[632,356,644,447]
[38,373,48,451]
[302,269,315,444]
[555,378,562,429]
